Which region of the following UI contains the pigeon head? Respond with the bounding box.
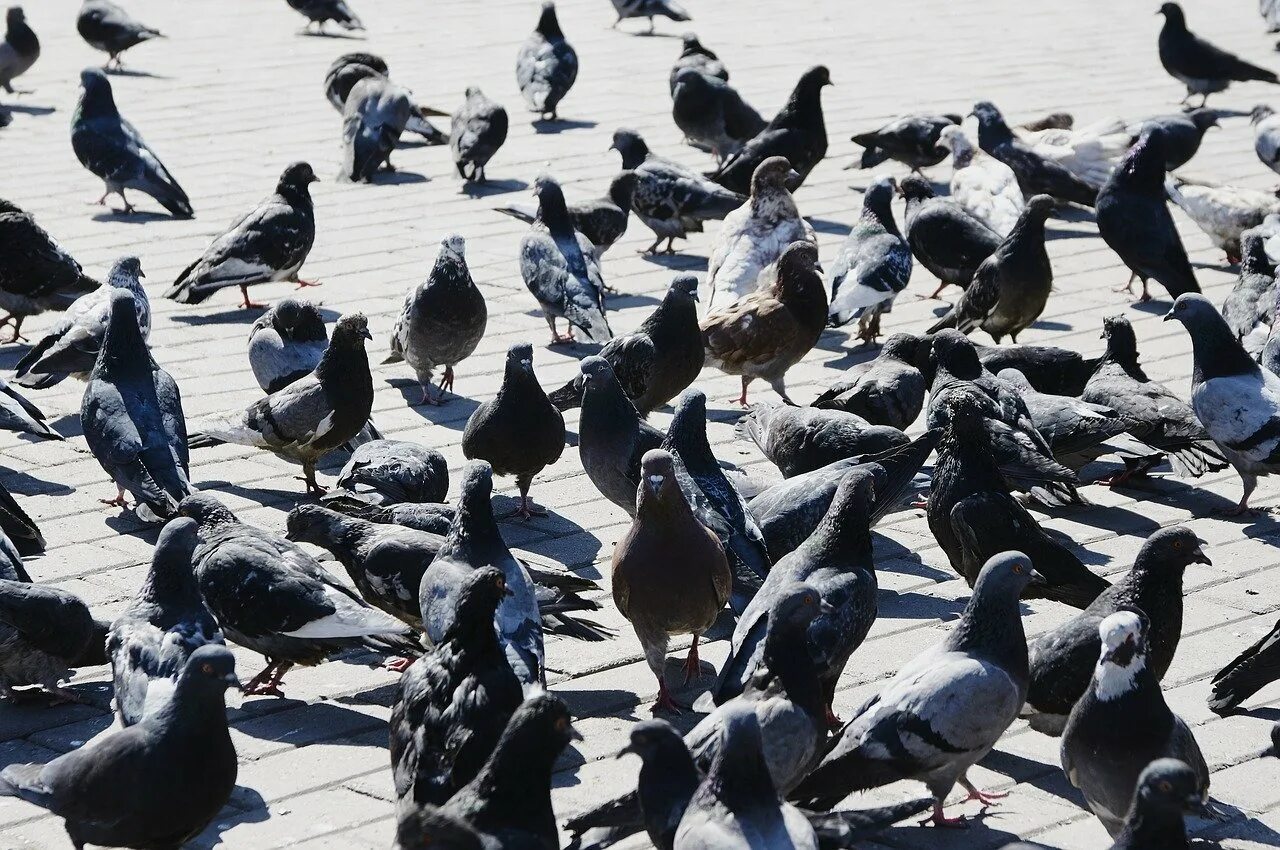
[278,162,319,196]
[749,156,800,198]
[771,582,833,632]
[1100,314,1139,359]
[609,129,649,169]
[178,644,241,695]
[896,174,936,202]
[332,51,388,76]
[395,804,484,850]
[1240,233,1273,277]
[640,448,678,498]
[798,64,832,89]
[1163,294,1234,351]
[1157,2,1186,27]
[535,1,563,40]
[679,32,710,56]
[330,313,373,348]
[0,198,22,215]
[667,272,699,303]
[1252,104,1276,125]
[1133,758,1204,817]
[618,718,685,761]
[177,493,238,529]
[778,66,831,128]
[1098,609,1147,670]
[671,66,711,93]
[774,240,822,295]
[266,298,326,342]
[667,389,709,455]
[531,174,570,226]
[1117,128,1169,188]
[77,67,117,114]
[438,232,467,263]
[143,517,202,603]
[970,101,1012,146]
[1187,108,1219,132]
[453,566,512,638]
[6,6,24,26]
[972,550,1045,601]
[456,460,495,514]
[106,255,144,286]
[1134,526,1211,578]
[503,342,535,380]
[464,85,488,102]
[488,692,581,779]
[936,124,972,156]
[930,328,982,379]
[880,332,920,363]
[283,504,345,547]
[996,368,1035,392]
[578,355,618,393]
[861,175,898,224]
[1023,194,1057,219]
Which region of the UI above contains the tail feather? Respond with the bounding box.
[806,797,935,847]
[564,299,613,343]
[926,306,960,335]
[548,376,584,411]
[789,747,912,811]
[564,790,643,840]
[858,146,890,169]
[1209,620,1280,715]
[187,432,227,450]
[659,0,691,21]
[0,763,53,807]
[405,110,448,144]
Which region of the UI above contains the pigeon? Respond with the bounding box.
[899,173,1002,299]
[71,68,193,218]
[319,497,456,537]
[972,101,1097,207]
[0,200,98,343]
[418,462,545,688]
[576,356,667,515]
[1263,285,1280,376]
[322,53,449,145]
[519,175,612,345]
[389,566,523,806]
[188,313,373,494]
[451,87,508,182]
[1060,610,1211,837]
[0,645,239,850]
[461,343,565,520]
[1165,175,1280,265]
[811,333,926,429]
[671,68,764,162]
[165,162,318,309]
[937,125,1025,237]
[0,376,59,440]
[341,76,412,182]
[334,439,448,505]
[610,128,745,254]
[548,273,703,415]
[826,176,912,341]
[1223,234,1276,355]
[710,66,831,195]
[850,113,960,172]
[609,0,690,34]
[76,1,161,70]
[245,297,328,393]
[737,403,910,478]
[1209,616,1280,714]
[496,171,637,259]
[928,194,1056,342]
[0,575,108,703]
[82,290,190,520]
[1158,2,1278,106]
[790,552,1043,825]
[701,240,828,405]
[614,449,730,712]
[287,0,363,32]
[516,2,577,121]
[107,517,222,726]
[179,492,416,695]
[1023,526,1208,735]
[13,255,147,390]
[1010,115,1131,188]
[1108,758,1202,850]
[1126,108,1218,171]
[706,156,815,309]
[385,233,488,405]
[0,480,43,556]
[670,33,728,91]
[973,341,1101,397]
[1253,104,1280,178]
[0,6,36,95]
[662,389,771,614]
[1265,0,1280,32]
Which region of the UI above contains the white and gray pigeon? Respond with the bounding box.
[0,7,37,95]
[516,2,577,121]
[826,176,912,342]
[0,376,60,440]
[790,552,1043,826]
[706,156,815,310]
[1011,115,1130,188]
[165,162,318,309]
[451,87,508,183]
[519,174,611,344]
[610,0,690,34]
[76,0,162,70]
[1222,234,1276,358]
[107,517,223,727]
[15,256,150,390]
[81,289,191,522]
[341,77,412,182]
[938,124,1025,236]
[71,68,193,218]
[1253,105,1280,179]
[287,0,363,33]
[1165,173,1280,264]
[385,233,488,404]
[246,298,328,393]
[1166,292,1280,513]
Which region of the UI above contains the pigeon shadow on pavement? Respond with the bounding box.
[368,169,428,186]
[1128,297,1176,315]
[459,178,529,199]
[385,377,480,431]
[1031,318,1072,332]
[807,217,851,237]
[532,118,598,134]
[3,103,55,116]
[192,479,303,512]
[90,209,178,224]
[198,787,271,846]
[298,30,363,40]
[102,68,170,80]
[45,412,84,440]
[638,251,706,271]
[0,466,74,497]
[1044,226,1096,241]
[170,307,271,326]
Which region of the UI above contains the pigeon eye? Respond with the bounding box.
[201,663,214,675]
[1158,780,1172,793]
[556,717,568,732]
[804,594,814,605]
[1173,540,1183,549]
[1012,563,1023,574]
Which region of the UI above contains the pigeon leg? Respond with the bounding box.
[113,191,135,215]
[502,483,548,520]
[824,704,843,729]
[640,236,664,254]
[925,280,950,299]
[1219,474,1259,516]
[298,463,328,496]
[919,801,968,829]
[1138,279,1151,302]
[545,316,576,345]
[958,775,1009,807]
[1112,272,1137,296]
[733,377,751,407]
[647,17,655,35]
[682,634,702,685]
[89,190,111,206]
[663,237,678,254]
[770,378,796,406]
[419,381,442,406]
[291,276,322,289]
[439,365,456,395]
[242,661,284,696]
[652,678,689,714]
[238,286,267,310]
[0,313,26,343]
[99,486,130,509]
[383,656,413,673]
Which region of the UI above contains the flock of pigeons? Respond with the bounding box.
[4,0,1280,849]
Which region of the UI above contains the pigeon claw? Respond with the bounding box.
[652,681,689,715]
[824,704,844,730]
[501,496,547,521]
[383,656,413,673]
[920,806,969,829]
[682,636,702,686]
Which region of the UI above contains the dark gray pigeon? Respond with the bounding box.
[1108,758,1201,850]
[386,233,487,404]
[851,113,960,172]
[576,356,667,515]
[973,341,1101,397]
[0,7,37,95]
[0,645,239,850]
[1061,610,1211,837]
[1222,234,1276,356]
[451,87,508,182]
[0,479,44,556]
[826,176,913,341]
[1126,108,1218,171]
[82,289,190,521]
[669,33,727,91]
[811,333,926,429]
[671,68,764,163]
[737,403,910,478]
[287,0,363,32]
[610,0,689,34]
[516,2,577,121]
[320,496,457,536]
[246,297,327,393]
[1209,616,1280,715]
[335,439,448,505]
[972,101,1097,208]
[166,162,318,309]
[1158,2,1278,106]
[323,53,448,144]
[496,171,637,259]
[0,198,98,343]
[341,77,411,182]
[108,517,222,726]
[899,173,1002,299]
[76,0,161,70]
[0,574,108,704]
[71,68,193,218]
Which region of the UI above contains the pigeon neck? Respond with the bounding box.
[1094,648,1156,704]
[448,594,505,651]
[749,181,797,222]
[1185,313,1259,382]
[861,190,900,237]
[761,618,827,722]
[155,678,233,738]
[465,726,559,841]
[608,175,636,211]
[636,740,701,845]
[774,78,825,135]
[78,84,118,119]
[6,18,36,53]
[535,6,563,40]
[140,549,203,608]
[1113,800,1188,849]
[445,489,505,564]
[616,140,648,170]
[636,479,695,525]
[807,493,873,566]
[277,180,314,210]
[704,724,781,818]
[1240,238,1274,279]
[582,373,641,435]
[1004,206,1049,250]
[1116,143,1165,193]
[428,251,473,294]
[536,191,574,236]
[316,333,372,391]
[1102,332,1146,380]
[98,308,152,375]
[642,287,696,343]
[975,115,1013,152]
[946,584,1029,681]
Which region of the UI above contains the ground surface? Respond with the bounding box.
[2,0,1280,847]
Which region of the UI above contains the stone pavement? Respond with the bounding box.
[2,0,1280,847]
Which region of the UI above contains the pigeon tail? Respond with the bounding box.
[788,744,913,811]
[1208,620,1280,715]
[926,306,960,335]
[0,763,52,807]
[187,432,227,450]
[547,376,583,411]
[805,797,935,842]
[564,299,613,344]
[405,110,448,144]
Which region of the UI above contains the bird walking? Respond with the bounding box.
[1158,2,1278,106]
[516,2,577,121]
[77,0,162,70]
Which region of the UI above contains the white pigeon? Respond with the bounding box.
[1253,105,1280,179]
[1013,116,1130,188]
[938,125,1024,236]
[1165,174,1280,263]
[1265,0,1280,32]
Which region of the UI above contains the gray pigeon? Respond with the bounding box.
[15,255,150,390]
[899,173,1002,299]
[826,176,913,343]
[1253,105,1280,179]
[335,439,448,505]
[76,0,161,70]
[496,171,637,259]
[1222,234,1276,357]
[341,76,412,182]
[1108,758,1202,850]
[0,376,59,440]
[451,87,508,183]
[576,355,667,515]
[671,67,763,162]
[851,113,960,172]
[610,0,690,34]
[323,53,448,144]
[516,2,577,120]
[81,289,191,521]
[0,573,108,704]
[385,233,488,404]
[670,33,728,91]
[71,68,193,218]
[166,162,319,308]
[288,0,363,32]
[246,297,328,393]
[736,403,909,479]
[1126,108,1218,171]
[811,333,926,429]
[107,517,222,726]
[0,7,37,95]
[0,199,99,344]
[1060,610,1211,837]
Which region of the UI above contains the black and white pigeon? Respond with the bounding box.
[0,377,59,440]
[1158,2,1278,106]
[71,68,193,218]
[610,128,745,254]
[790,552,1043,825]
[670,33,728,91]
[0,199,98,343]
[108,517,222,727]
[287,0,363,33]
[462,343,565,520]
[497,171,637,260]
[451,87,508,183]
[929,194,1056,342]
[0,480,43,556]
[850,113,960,172]
[0,7,37,95]
[811,333,926,429]
[671,68,764,163]
[826,176,912,342]
[710,65,831,195]
[1024,526,1206,735]
[341,76,411,182]
[1060,610,1211,837]
[609,0,690,34]
[390,566,523,806]
[519,175,611,344]
[1126,108,1218,171]
[166,162,318,309]
[82,289,190,521]
[246,297,327,392]
[323,53,448,145]
[0,573,108,703]
[0,645,239,850]
[1108,758,1202,850]
[76,0,161,70]
[15,256,148,390]
[549,273,702,415]
[1097,129,1199,303]
[899,173,1002,299]
[385,233,488,404]
[1209,615,1280,715]
[1222,234,1276,355]
[516,2,577,121]
[737,403,910,479]
[179,492,416,696]
[334,439,448,505]
[972,101,1097,208]
[188,313,374,495]
[576,356,667,515]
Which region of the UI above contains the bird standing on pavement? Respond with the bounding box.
[1222,234,1276,354]
[451,87,508,183]
[937,124,1025,237]
[811,333,926,429]
[609,0,690,34]
[516,2,577,121]
[0,7,37,97]
[850,113,960,172]
[0,574,108,704]
[737,403,910,478]
[245,298,327,393]
[341,76,412,182]
[899,173,1003,299]
[1157,2,1278,106]
[287,0,363,33]
[826,176,912,342]
[670,67,764,163]
[575,356,666,515]
[323,53,449,145]
[76,1,161,70]
[335,439,448,505]
[0,200,99,344]
[1165,175,1280,265]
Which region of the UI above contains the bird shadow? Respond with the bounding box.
[170,308,263,326]
[103,511,164,540]
[202,788,272,843]
[386,378,479,432]
[459,178,529,198]
[806,217,851,237]
[45,414,84,440]
[557,688,646,724]
[605,291,662,311]
[193,479,302,510]
[0,465,73,497]
[617,29,683,39]
[1031,320,1072,332]
[880,588,967,620]
[90,210,177,224]
[369,169,428,186]
[297,29,364,40]
[1051,205,1096,224]
[532,118,598,134]
[1128,298,1175,315]
[638,252,706,271]
[3,103,55,116]
[1203,107,1252,119]
[104,68,170,80]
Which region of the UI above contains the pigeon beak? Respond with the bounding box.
[568,723,584,742]
[817,598,836,615]
[786,169,802,184]
[1026,567,1047,588]
[615,743,637,759]
[689,288,700,302]
[362,328,373,340]
[646,473,665,493]
[1162,311,1174,322]
[225,673,243,690]
[1191,545,1212,565]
